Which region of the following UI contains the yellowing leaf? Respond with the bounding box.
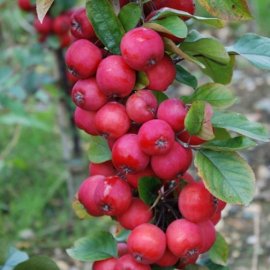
[36,0,54,22]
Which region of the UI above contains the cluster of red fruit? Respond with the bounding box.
[63,1,228,269]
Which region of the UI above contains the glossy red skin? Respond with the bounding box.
[216,198,227,211]
[65,39,102,79]
[67,71,79,85]
[71,8,96,40]
[198,220,216,253]
[18,0,35,11]
[117,198,153,230]
[89,161,116,177]
[210,210,221,225]
[177,130,206,145]
[117,242,129,257]
[145,55,176,91]
[112,134,150,174]
[155,248,178,267]
[53,14,70,35]
[177,253,199,269]
[93,257,117,270]
[138,119,175,156]
[94,175,132,216]
[74,107,98,135]
[151,141,193,180]
[96,55,136,98]
[34,16,53,35]
[181,172,196,184]
[166,219,202,257]
[128,223,166,264]
[120,27,164,71]
[126,90,158,124]
[59,32,72,48]
[78,175,105,216]
[72,78,108,111]
[179,183,217,223]
[115,254,151,270]
[94,102,130,139]
[157,98,187,132]
[126,166,155,188]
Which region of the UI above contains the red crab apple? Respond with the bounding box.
[112,134,150,174]
[77,175,104,216]
[74,107,98,135]
[126,166,155,188]
[126,90,158,124]
[115,255,151,270]
[128,223,166,264]
[117,243,129,257]
[198,220,216,253]
[177,130,206,145]
[138,119,175,156]
[94,175,132,216]
[145,55,176,92]
[117,198,153,230]
[155,248,178,267]
[71,78,108,111]
[89,161,116,177]
[166,219,202,258]
[34,16,53,35]
[59,32,72,48]
[53,14,70,35]
[18,0,35,11]
[178,182,217,223]
[157,98,187,132]
[94,102,130,139]
[151,141,193,180]
[93,258,117,270]
[96,55,136,98]
[71,8,96,40]
[120,27,164,70]
[65,39,102,79]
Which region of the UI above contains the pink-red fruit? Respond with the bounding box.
[114,255,151,270]
[89,161,116,177]
[93,258,117,270]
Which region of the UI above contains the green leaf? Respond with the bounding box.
[175,65,198,89]
[135,71,149,90]
[209,233,229,266]
[114,229,131,242]
[14,256,59,270]
[182,83,236,108]
[152,91,169,104]
[180,34,230,65]
[86,0,125,54]
[212,111,270,142]
[118,3,141,32]
[185,101,205,135]
[88,135,112,163]
[227,33,270,70]
[66,231,117,262]
[144,16,187,38]
[197,0,252,21]
[201,136,256,151]
[213,128,231,140]
[148,7,224,28]
[197,55,235,85]
[204,259,230,270]
[138,176,162,205]
[195,150,256,205]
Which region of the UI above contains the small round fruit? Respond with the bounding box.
[117,198,153,230]
[198,220,216,253]
[138,119,175,156]
[53,14,70,35]
[65,39,102,79]
[151,141,192,180]
[59,32,72,48]
[93,257,117,270]
[157,98,187,132]
[74,107,98,135]
[210,211,222,225]
[94,175,132,216]
[126,166,154,188]
[177,130,206,145]
[126,90,158,124]
[77,175,105,216]
[89,161,116,177]
[71,78,108,111]
[178,182,217,223]
[71,8,96,40]
[166,219,202,257]
[96,55,136,98]
[177,253,199,269]
[112,134,150,174]
[114,254,151,270]
[120,27,164,71]
[18,0,35,11]
[155,248,178,267]
[117,243,128,257]
[34,16,53,35]
[94,102,130,139]
[128,223,166,264]
[145,55,176,91]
